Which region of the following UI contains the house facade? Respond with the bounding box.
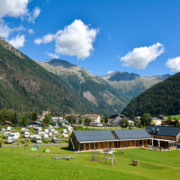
[151,117,162,125]
[82,114,100,123]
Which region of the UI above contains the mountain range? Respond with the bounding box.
[36,59,170,114]
[0,37,100,115]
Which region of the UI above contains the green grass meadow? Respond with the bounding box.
[0,145,180,180]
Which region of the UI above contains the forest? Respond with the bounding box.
[122,72,180,117]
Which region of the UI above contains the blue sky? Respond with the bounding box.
[1,0,180,76]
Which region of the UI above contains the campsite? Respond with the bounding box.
[1,144,180,180]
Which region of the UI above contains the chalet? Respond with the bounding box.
[108,114,126,126]
[27,121,41,127]
[1,121,12,126]
[146,126,180,149]
[151,117,163,125]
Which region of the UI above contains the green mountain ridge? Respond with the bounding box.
[0,37,103,114]
[37,59,170,114]
[122,72,180,116]
[36,59,128,114]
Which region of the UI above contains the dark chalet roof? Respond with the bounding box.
[145,125,180,137]
[113,129,151,140]
[73,130,116,143]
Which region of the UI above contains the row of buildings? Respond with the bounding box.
[69,126,180,151]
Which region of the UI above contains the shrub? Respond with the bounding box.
[64,140,69,143]
[21,141,25,144]
[43,140,49,143]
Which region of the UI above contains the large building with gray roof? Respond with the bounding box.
[69,129,152,151]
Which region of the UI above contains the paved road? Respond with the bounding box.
[3,143,68,147]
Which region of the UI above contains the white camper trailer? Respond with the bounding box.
[10,132,20,140]
[62,129,67,133]
[54,131,58,135]
[38,131,45,136]
[62,133,68,138]
[7,136,13,143]
[43,134,49,139]
[24,132,29,138]
[48,132,52,137]
[44,129,48,133]
[4,132,10,136]
[7,127,11,131]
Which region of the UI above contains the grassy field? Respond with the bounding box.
[166,114,180,119]
[0,145,180,180]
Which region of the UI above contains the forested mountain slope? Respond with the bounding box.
[37,59,129,114]
[122,73,179,117]
[0,37,100,114]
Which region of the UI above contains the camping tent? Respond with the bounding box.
[31,147,36,151]
[44,149,51,153]
[34,145,39,149]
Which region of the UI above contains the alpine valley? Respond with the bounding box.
[36,59,170,114]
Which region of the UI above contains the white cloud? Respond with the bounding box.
[8,35,25,48]
[0,19,25,38]
[107,71,114,74]
[0,0,29,19]
[120,43,165,70]
[34,19,98,60]
[46,52,59,59]
[28,7,41,23]
[166,57,180,72]
[28,29,34,35]
[34,33,56,44]
[0,0,40,38]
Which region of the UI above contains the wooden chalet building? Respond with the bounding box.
[145,126,180,149]
[69,129,152,151]
[112,129,152,148]
[69,130,117,151]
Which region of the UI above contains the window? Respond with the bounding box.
[102,142,104,149]
[95,143,97,149]
[86,143,89,150]
[109,142,111,148]
[80,144,83,151]
[92,143,94,150]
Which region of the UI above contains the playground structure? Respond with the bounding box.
[101,149,118,166]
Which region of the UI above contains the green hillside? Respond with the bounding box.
[122,73,180,116]
[37,59,129,114]
[0,37,100,114]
